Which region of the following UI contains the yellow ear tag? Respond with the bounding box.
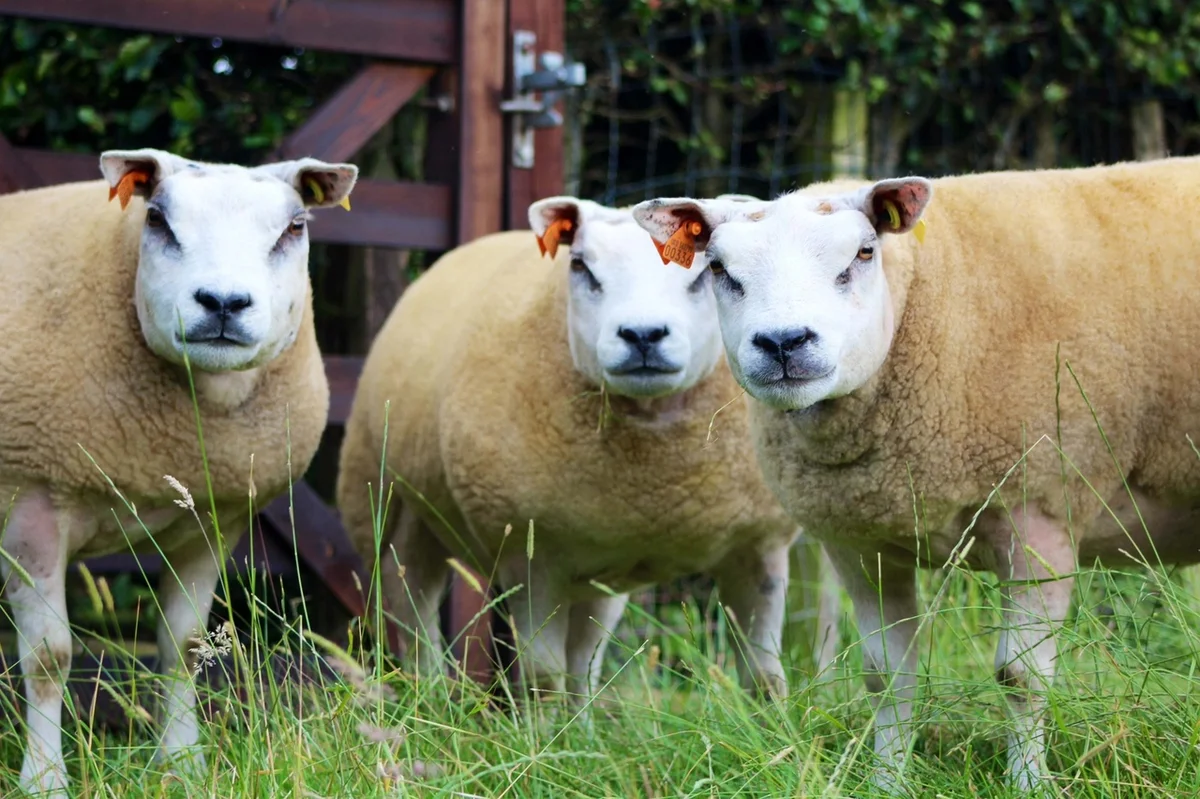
[654,220,702,268]
[339,195,351,211]
[883,199,926,245]
[536,218,572,259]
[883,199,901,231]
[304,177,326,205]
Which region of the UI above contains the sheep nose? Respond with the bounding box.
[752,328,818,362]
[618,325,670,353]
[194,289,253,317]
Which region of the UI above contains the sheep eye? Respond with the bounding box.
[857,245,874,261]
[708,260,744,295]
[288,217,307,236]
[145,208,166,229]
[570,257,601,291]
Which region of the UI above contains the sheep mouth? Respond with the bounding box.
[778,371,834,385]
[179,320,255,347]
[607,353,684,377]
[178,331,253,348]
[192,336,244,347]
[608,365,683,377]
[747,366,835,387]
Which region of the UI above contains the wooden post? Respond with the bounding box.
[436,0,512,684]
[506,0,566,229]
[830,89,868,179]
[459,0,508,242]
[1131,99,1167,162]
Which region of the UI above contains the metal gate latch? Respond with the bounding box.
[500,30,587,169]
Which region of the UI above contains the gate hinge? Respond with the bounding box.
[500,30,587,169]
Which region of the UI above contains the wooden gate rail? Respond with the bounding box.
[0,0,457,63]
[0,0,566,685]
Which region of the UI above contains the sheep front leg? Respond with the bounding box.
[379,508,451,679]
[4,490,72,798]
[500,563,569,698]
[565,593,629,700]
[813,543,843,673]
[712,544,789,698]
[824,545,920,794]
[992,507,1076,792]
[154,526,231,775]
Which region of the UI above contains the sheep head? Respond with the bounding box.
[631,178,933,411]
[528,195,725,400]
[100,148,358,374]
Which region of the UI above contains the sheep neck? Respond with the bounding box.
[604,387,697,425]
[189,367,262,411]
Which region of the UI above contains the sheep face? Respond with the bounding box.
[100,149,357,373]
[529,197,723,399]
[632,178,933,411]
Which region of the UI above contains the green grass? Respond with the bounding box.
[1,550,1199,798]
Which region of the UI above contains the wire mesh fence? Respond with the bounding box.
[564,12,1200,210]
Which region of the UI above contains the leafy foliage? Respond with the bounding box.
[0,18,357,160]
[564,0,1200,202]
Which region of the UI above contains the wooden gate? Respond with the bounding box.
[0,0,568,683]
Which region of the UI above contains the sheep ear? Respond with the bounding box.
[258,158,359,210]
[99,148,192,211]
[848,177,933,236]
[528,196,582,259]
[630,197,746,269]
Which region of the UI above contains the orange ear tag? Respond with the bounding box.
[108,169,151,211]
[536,218,573,259]
[654,220,702,268]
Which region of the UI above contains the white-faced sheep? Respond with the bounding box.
[0,148,356,797]
[632,157,1200,791]
[336,197,841,702]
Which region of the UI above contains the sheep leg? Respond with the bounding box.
[991,507,1076,792]
[813,542,843,674]
[379,508,450,679]
[500,564,569,697]
[4,490,72,798]
[565,593,629,700]
[712,544,790,698]
[824,545,920,794]
[153,526,230,774]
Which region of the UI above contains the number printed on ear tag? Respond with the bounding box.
[656,221,701,268]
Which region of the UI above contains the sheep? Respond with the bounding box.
[0,148,356,797]
[335,196,842,704]
[631,156,1200,792]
